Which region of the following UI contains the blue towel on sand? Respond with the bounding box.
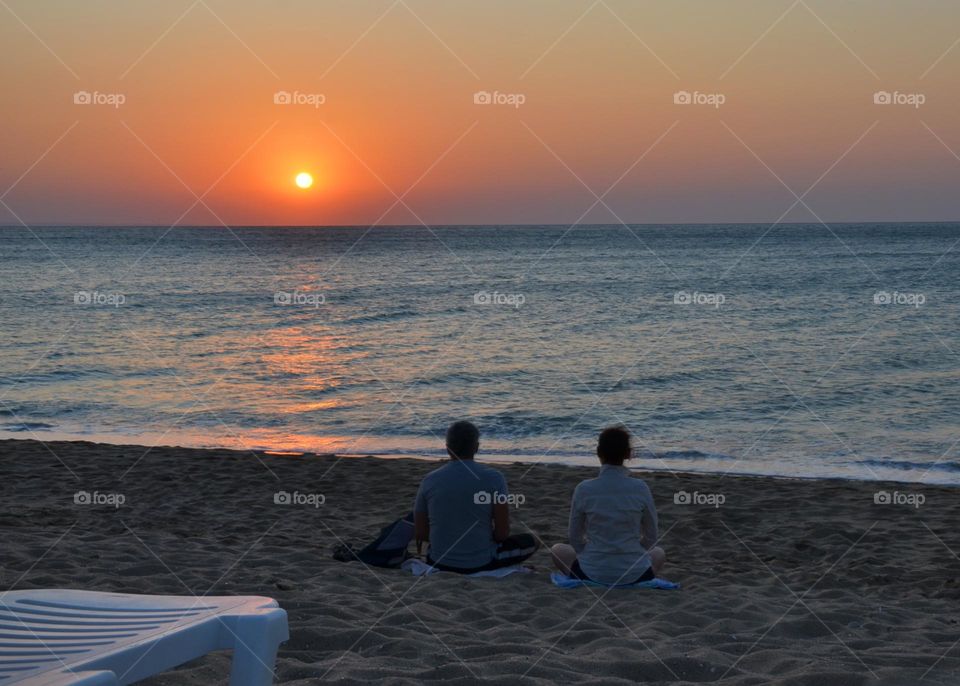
[550,571,680,590]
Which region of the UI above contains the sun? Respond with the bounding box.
[295,172,313,189]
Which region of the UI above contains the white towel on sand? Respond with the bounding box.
[402,559,532,578]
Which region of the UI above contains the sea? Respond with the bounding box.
[1,224,958,484]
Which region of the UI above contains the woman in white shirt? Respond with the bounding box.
[551,426,667,584]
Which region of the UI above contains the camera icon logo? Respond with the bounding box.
[873,291,891,305]
[74,490,91,505]
[673,90,692,105]
[473,491,492,504]
[73,91,92,105]
[274,490,292,505]
[274,291,293,305]
[674,490,692,505]
[673,290,691,305]
[74,291,92,305]
[473,91,492,105]
[274,91,292,105]
[473,291,492,305]
[873,490,891,504]
[873,91,892,105]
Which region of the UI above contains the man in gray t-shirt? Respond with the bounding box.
[413,421,538,573]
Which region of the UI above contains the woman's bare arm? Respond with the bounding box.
[492,503,510,542]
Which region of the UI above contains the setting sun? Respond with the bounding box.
[295,172,313,189]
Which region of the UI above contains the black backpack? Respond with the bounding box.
[333,513,415,568]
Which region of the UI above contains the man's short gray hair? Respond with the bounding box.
[446,420,480,459]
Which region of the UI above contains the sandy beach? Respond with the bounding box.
[2,438,958,685]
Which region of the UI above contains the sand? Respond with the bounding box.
[1,438,958,685]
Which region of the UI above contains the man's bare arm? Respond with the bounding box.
[414,511,430,554]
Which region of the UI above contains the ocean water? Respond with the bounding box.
[1,224,958,484]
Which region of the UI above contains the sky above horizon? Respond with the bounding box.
[2,0,960,226]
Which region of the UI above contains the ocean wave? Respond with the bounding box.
[409,370,529,386]
[611,371,715,388]
[855,458,960,473]
[636,449,737,462]
[450,413,602,438]
[337,309,422,326]
[1,369,88,384]
[1,422,55,432]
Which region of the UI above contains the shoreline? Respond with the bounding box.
[3,437,958,684]
[2,433,956,488]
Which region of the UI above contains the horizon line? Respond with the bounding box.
[2,220,960,229]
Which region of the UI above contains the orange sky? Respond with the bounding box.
[1,0,959,225]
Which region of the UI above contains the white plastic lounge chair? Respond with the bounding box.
[0,589,288,685]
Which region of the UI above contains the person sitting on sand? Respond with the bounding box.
[551,426,666,583]
[414,420,538,573]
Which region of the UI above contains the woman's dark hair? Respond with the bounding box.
[597,426,632,465]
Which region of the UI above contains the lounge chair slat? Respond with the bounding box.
[0,642,112,649]
[0,624,164,634]
[0,614,176,627]
[14,600,216,613]
[3,608,204,621]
